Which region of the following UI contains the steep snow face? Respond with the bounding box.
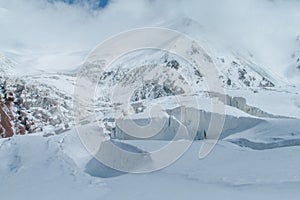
[90,17,293,108]
[161,16,300,88]
[91,42,295,129]
[217,56,276,89]
[94,48,278,107]
[0,54,16,76]
[93,49,208,120]
[285,35,300,85]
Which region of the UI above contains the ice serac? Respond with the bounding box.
[112,105,264,141]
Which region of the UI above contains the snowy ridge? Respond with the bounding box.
[0,53,16,76]
[285,35,300,85]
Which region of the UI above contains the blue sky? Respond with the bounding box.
[49,0,110,8]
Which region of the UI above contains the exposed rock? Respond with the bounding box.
[259,77,275,87]
[166,59,180,70]
[131,81,184,102]
[0,75,73,138]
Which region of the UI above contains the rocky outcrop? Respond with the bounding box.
[220,59,275,89]
[0,105,14,138]
[0,75,73,138]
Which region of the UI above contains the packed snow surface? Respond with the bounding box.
[1,127,300,200]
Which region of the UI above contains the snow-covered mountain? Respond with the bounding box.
[1,16,299,138]
[1,1,300,198]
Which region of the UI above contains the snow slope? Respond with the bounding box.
[0,133,108,200]
[1,129,300,200]
[0,53,16,76]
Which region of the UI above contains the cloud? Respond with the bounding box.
[0,0,299,72]
[0,0,166,52]
[0,0,168,71]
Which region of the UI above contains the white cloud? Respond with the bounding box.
[0,0,163,52]
[0,0,299,72]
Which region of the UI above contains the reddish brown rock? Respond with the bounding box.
[0,105,14,138]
